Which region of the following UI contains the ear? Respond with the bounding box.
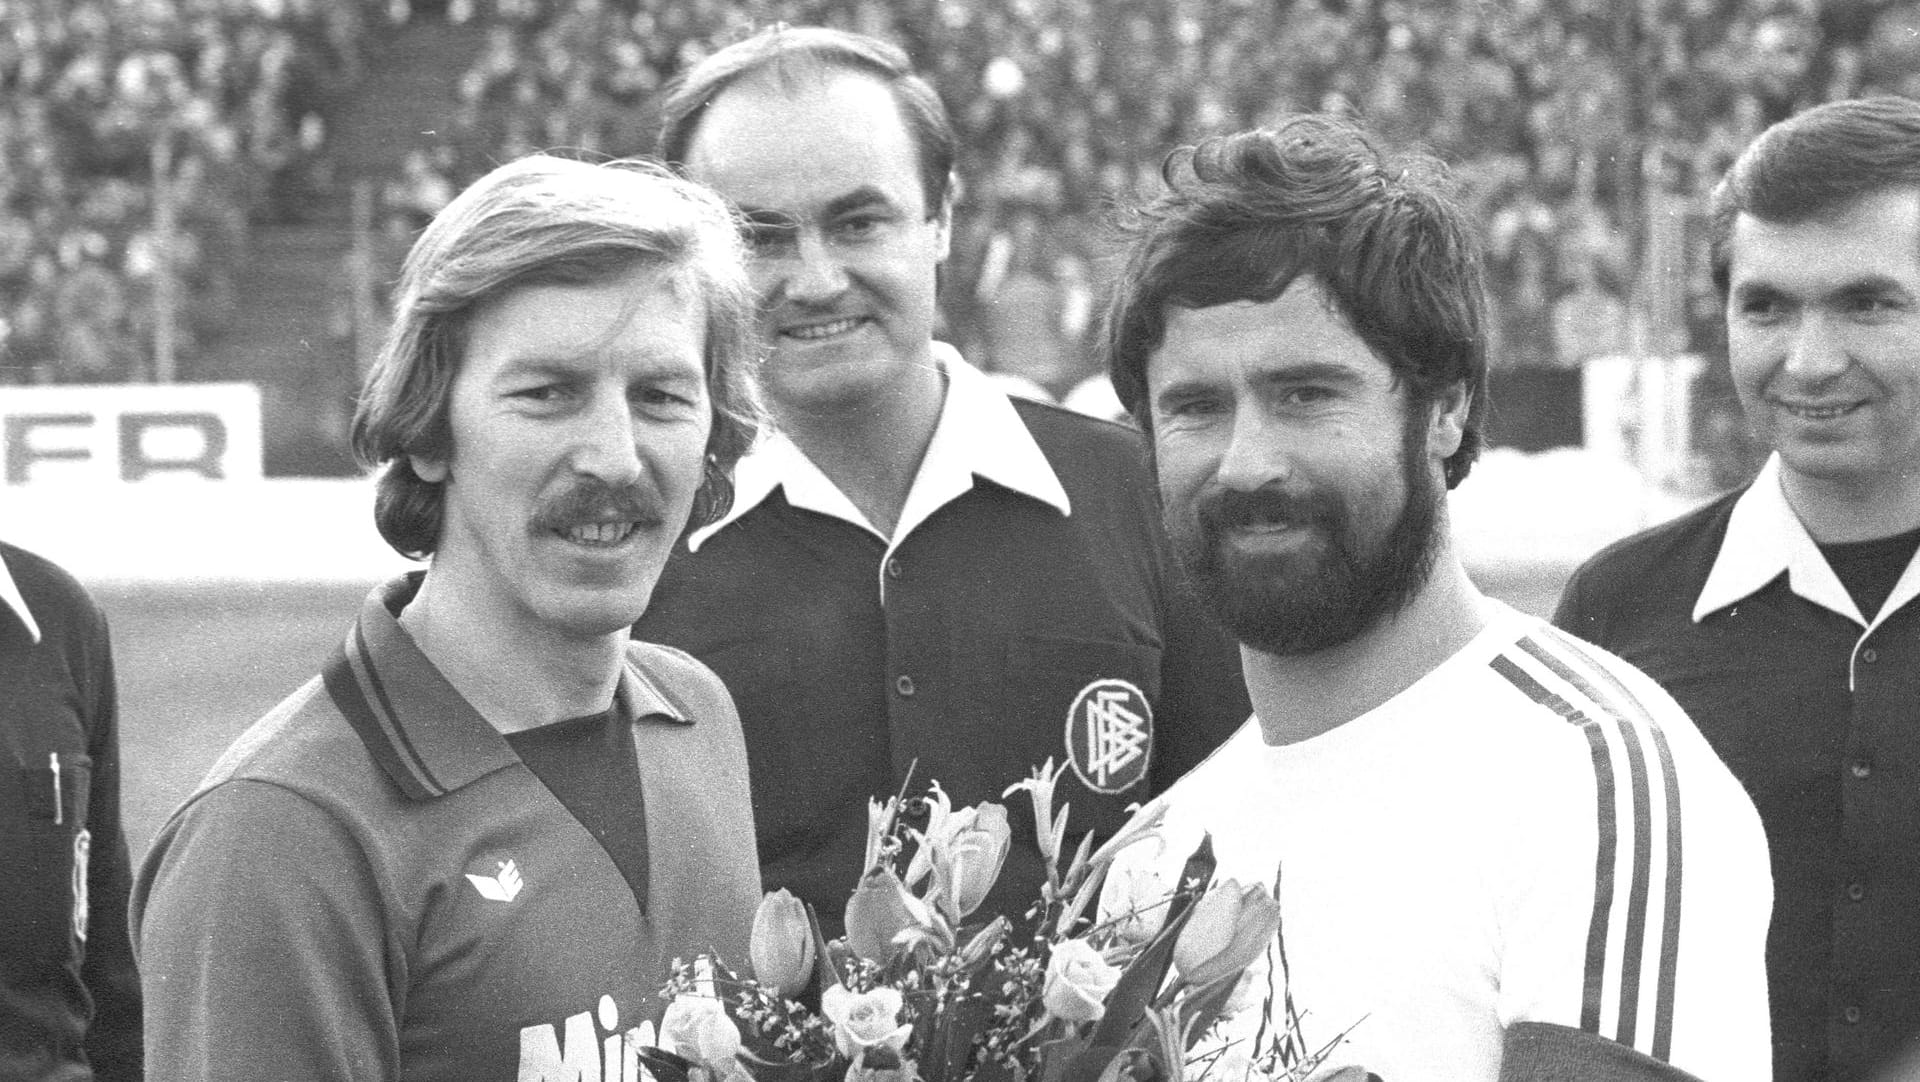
[410,453,449,484]
[931,177,955,265]
[1425,381,1472,462]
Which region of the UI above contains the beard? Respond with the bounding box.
[1166,416,1444,657]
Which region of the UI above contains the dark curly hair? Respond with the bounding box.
[350,153,764,559]
[1103,114,1489,489]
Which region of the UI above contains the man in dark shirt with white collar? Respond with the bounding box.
[1556,96,1920,1081]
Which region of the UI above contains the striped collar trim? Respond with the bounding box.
[324,576,690,801]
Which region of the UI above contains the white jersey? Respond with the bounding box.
[1104,604,1771,1082]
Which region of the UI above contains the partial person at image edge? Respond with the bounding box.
[1556,95,1920,1082]
[1,540,142,1081]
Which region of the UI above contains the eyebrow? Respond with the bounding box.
[737,185,898,227]
[1732,273,1912,301]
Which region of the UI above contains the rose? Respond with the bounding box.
[1172,879,1283,989]
[658,995,745,1082]
[930,802,1012,920]
[750,889,815,998]
[1041,937,1122,1023]
[844,866,930,963]
[822,984,914,1062]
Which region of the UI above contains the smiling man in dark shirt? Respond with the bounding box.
[1556,96,1920,1081]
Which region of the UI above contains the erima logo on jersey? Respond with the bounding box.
[466,859,523,901]
[1065,678,1152,794]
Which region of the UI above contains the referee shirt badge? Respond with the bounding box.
[1065,678,1153,794]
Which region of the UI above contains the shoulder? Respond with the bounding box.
[194,675,392,808]
[1,541,96,612]
[1561,491,1741,604]
[1011,398,1150,471]
[626,639,737,721]
[1480,621,1752,817]
[1,540,107,639]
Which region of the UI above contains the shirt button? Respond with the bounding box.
[895,675,916,698]
[1862,648,1879,664]
[1851,760,1873,779]
[886,558,903,580]
[1847,881,1866,902]
[1844,1006,1863,1025]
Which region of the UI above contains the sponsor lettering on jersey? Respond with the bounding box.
[519,994,657,1082]
[1065,678,1152,794]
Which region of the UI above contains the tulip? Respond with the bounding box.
[1101,864,1173,948]
[659,995,744,1082]
[821,984,914,1062]
[844,866,929,964]
[749,889,816,999]
[1172,880,1283,989]
[931,802,1012,920]
[1041,938,1123,1024]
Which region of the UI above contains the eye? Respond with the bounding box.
[1282,386,1336,407]
[508,383,573,406]
[1843,291,1908,319]
[1735,292,1789,323]
[634,384,702,414]
[830,213,890,243]
[745,221,799,253]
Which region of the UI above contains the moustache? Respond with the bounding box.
[531,480,667,533]
[1195,485,1341,533]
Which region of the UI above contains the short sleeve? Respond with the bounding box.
[1490,698,1771,1081]
[133,780,402,1081]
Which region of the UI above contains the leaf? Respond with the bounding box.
[1083,837,1216,1051]
[804,899,841,1001]
[636,1045,695,1082]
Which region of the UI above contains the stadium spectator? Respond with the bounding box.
[0,541,142,1082]
[132,154,764,1079]
[1101,113,1771,1082]
[1556,95,1920,1082]
[632,25,1249,935]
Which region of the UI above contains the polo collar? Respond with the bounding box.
[1692,454,1920,627]
[0,550,39,644]
[688,343,1071,551]
[326,575,690,801]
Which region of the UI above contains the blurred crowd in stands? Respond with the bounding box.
[6,0,1920,417]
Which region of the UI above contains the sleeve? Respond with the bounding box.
[1491,703,1772,1082]
[1149,545,1252,792]
[132,780,402,1082]
[75,604,143,1082]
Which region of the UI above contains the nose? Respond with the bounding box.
[1782,316,1850,383]
[1213,406,1290,492]
[777,229,851,305]
[569,391,644,485]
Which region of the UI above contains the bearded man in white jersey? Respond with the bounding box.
[1098,115,1773,1082]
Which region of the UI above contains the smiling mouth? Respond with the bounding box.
[560,522,639,547]
[1777,400,1865,421]
[782,316,865,341]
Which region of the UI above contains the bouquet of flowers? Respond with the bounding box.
[642,760,1365,1082]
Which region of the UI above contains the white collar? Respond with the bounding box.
[0,549,42,644]
[1693,454,1920,628]
[688,342,1071,552]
